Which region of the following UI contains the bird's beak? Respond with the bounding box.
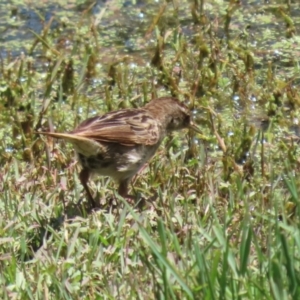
[189,121,210,141]
[189,121,201,133]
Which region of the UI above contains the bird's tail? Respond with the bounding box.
[36,131,90,142]
[36,131,101,156]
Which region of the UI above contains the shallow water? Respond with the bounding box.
[1,0,300,136]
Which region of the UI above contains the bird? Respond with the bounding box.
[38,96,201,209]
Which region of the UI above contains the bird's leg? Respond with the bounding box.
[118,179,135,204]
[118,179,147,209]
[79,168,97,209]
[118,179,129,198]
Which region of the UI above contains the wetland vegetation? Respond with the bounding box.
[1,0,300,299]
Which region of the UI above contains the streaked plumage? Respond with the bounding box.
[38,97,200,209]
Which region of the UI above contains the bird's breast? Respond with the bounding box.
[76,143,161,181]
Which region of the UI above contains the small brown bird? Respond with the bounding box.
[39,97,201,209]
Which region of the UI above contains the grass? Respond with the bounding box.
[1,0,300,299]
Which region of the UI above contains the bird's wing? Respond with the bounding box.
[73,108,161,146]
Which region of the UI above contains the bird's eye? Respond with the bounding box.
[184,115,190,125]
